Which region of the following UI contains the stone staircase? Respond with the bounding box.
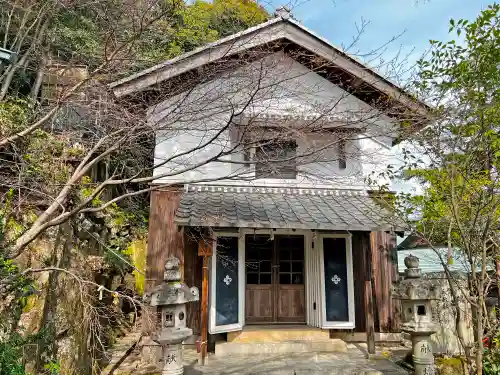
[215,325,347,356]
[101,326,143,375]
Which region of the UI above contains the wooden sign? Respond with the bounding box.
[198,239,213,257]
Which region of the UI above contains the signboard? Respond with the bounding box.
[198,239,213,257]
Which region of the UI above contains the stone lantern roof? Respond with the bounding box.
[392,254,439,301]
[143,256,199,307]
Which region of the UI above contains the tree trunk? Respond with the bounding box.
[35,222,72,372]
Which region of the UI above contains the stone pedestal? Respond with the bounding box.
[411,333,436,375]
[161,344,183,375]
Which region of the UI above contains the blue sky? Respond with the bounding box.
[264,0,489,77]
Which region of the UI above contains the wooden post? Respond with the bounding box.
[198,238,213,365]
[365,232,376,355]
[201,255,209,365]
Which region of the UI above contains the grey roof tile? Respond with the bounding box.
[174,190,401,231]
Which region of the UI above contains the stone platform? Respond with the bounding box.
[102,328,409,375]
[183,348,408,375]
[118,346,408,375]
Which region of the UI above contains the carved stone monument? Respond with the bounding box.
[144,257,199,375]
[392,254,439,375]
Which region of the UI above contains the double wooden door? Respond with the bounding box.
[245,235,305,323]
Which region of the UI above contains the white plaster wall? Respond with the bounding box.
[150,52,398,189]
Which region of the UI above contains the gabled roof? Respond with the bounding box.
[110,13,430,122]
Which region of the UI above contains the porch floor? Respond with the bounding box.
[182,347,409,375]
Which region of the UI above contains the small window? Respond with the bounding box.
[255,140,297,179]
[243,147,252,169]
[338,139,347,170]
[417,305,426,316]
[164,311,174,327]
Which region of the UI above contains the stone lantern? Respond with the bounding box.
[392,254,439,375]
[144,257,199,375]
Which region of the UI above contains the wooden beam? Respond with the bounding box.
[365,232,376,355]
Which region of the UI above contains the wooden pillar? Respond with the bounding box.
[145,188,184,290]
[144,188,184,335]
[198,238,213,365]
[365,232,376,355]
[185,232,202,335]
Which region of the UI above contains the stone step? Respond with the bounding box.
[227,326,330,343]
[215,339,347,356]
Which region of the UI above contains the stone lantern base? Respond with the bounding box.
[409,333,436,375]
[161,343,184,375]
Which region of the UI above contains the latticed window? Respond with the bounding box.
[254,139,297,179]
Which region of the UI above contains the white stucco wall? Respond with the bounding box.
[149,52,398,189]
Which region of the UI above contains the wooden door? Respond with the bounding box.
[245,235,305,324]
[245,235,274,323]
[276,236,305,323]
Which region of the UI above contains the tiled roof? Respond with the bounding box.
[397,248,471,274]
[174,186,401,231]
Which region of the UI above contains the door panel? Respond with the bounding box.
[245,234,305,323]
[276,236,305,322]
[245,285,273,322]
[245,235,274,323]
[209,235,244,334]
[214,237,240,326]
[322,237,349,322]
[278,285,305,322]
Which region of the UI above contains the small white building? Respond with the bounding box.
[111,9,430,353]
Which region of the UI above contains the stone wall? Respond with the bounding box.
[424,272,474,355]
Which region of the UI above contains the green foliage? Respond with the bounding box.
[0,250,36,375]
[0,329,55,375]
[124,238,147,295]
[43,361,61,375]
[132,0,268,71]
[484,332,500,375]
[399,3,500,249]
[102,203,147,273]
[0,99,30,139]
[389,6,500,373]
[208,0,269,37]
[48,10,102,65]
[0,333,27,375]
